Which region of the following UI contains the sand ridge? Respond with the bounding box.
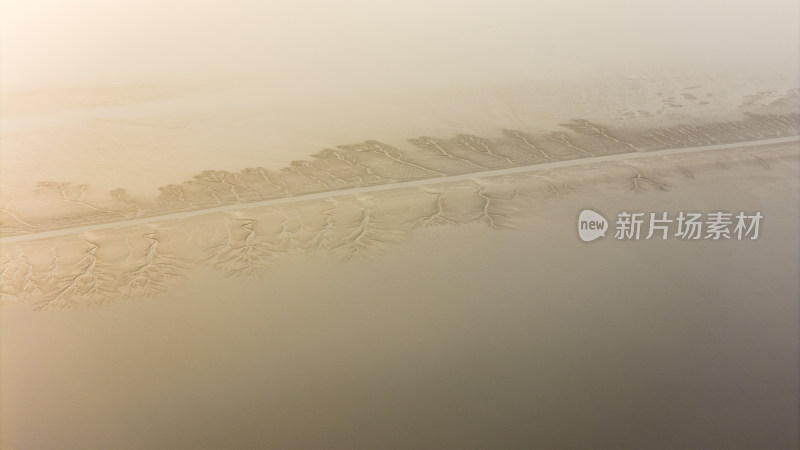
[2,140,796,310]
[1,110,797,238]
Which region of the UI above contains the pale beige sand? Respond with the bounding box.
[2,143,797,448]
[1,79,799,448]
[2,96,797,239]
[1,140,797,308]
[2,75,798,208]
[2,0,799,445]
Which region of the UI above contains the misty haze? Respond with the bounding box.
[1,0,798,448]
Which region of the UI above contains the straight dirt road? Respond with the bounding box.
[2,135,797,245]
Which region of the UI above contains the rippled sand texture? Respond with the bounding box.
[2,80,799,448]
[2,136,798,448]
[2,135,797,309]
[3,0,799,445]
[2,103,798,239]
[1,79,798,312]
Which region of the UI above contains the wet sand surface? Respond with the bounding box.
[1,86,798,448]
[2,81,800,450]
[2,1,800,446]
[2,149,798,448]
[2,97,798,238]
[2,114,798,309]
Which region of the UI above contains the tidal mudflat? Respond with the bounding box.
[2,132,798,448]
[2,91,798,308]
[1,79,799,448]
[2,1,799,443]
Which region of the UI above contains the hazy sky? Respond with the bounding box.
[2,0,798,90]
